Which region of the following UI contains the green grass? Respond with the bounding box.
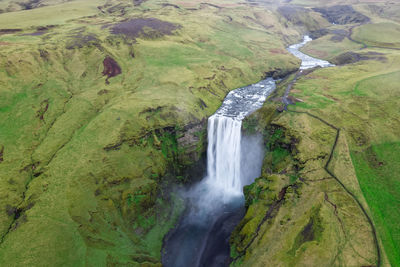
[352,22,400,49]
[301,34,363,61]
[289,46,400,266]
[288,205,323,256]
[0,0,300,265]
[351,142,400,266]
[0,0,106,28]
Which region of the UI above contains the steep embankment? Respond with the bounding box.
[230,85,380,267]
[231,1,400,266]
[0,0,300,265]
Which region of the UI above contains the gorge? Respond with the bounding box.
[163,36,334,266]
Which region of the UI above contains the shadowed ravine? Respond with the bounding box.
[162,36,334,267]
[162,79,275,267]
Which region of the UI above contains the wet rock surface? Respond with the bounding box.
[214,78,276,120]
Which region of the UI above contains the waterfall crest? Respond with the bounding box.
[203,78,276,200]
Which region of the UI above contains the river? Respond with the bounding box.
[162,35,334,267]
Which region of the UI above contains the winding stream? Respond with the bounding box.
[162,36,333,267]
[287,35,334,69]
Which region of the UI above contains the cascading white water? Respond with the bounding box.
[206,116,243,195]
[200,77,276,201]
[287,35,335,69]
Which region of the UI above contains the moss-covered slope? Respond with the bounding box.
[231,104,378,266]
[0,0,301,265]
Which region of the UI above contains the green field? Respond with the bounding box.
[289,32,400,266]
[351,142,400,266]
[352,22,400,49]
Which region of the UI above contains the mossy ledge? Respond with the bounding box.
[230,102,379,266]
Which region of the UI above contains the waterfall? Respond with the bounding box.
[163,36,335,267]
[163,78,276,266]
[201,77,276,200]
[206,116,243,196]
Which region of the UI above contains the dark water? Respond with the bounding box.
[162,133,264,267]
[162,49,276,267]
[162,195,245,267]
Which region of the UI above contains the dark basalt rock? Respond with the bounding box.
[277,6,309,26]
[313,5,370,25]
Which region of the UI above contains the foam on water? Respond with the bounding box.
[287,35,335,70]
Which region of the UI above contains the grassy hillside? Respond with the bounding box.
[0,0,301,265]
[287,15,400,266]
[1,0,399,266]
[231,1,400,266]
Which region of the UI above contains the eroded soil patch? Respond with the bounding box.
[0,29,22,35]
[110,18,180,39]
[66,32,99,49]
[102,56,121,84]
[332,51,386,65]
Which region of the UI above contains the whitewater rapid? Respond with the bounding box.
[287,35,334,70]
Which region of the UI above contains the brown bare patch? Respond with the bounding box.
[0,41,10,45]
[287,95,304,103]
[66,32,99,49]
[322,94,339,102]
[21,31,47,36]
[332,51,387,65]
[5,205,16,216]
[272,97,283,102]
[97,89,109,95]
[303,48,329,59]
[102,56,121,84]
[110,18,180,39]
[36,99,49,121]
[0,29,22,35]
[269,48,287,55]
[0,145,4,163]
